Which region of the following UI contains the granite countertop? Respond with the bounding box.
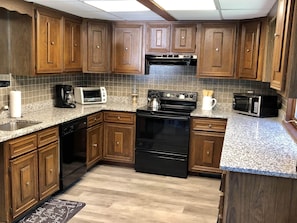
[1,101,297,179]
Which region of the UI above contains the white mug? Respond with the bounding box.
[202,96,217,110]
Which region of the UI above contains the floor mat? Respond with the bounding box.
[18,198,85,223]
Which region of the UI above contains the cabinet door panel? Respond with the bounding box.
[38,142,59,200]
[87,123,103,169]
[64,18,81,71]
[146,23,170,53]
[36,10,63,73]
[10,151,38,219]
[103,123,135,163]
[198,23,236,78]
[172,24,196,52]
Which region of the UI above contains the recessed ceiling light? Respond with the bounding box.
[84,0,150,12]
[154,0,216,10]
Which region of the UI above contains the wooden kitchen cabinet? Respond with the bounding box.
[270,0,294,91]
[197,23,237,78]
[238,20,262,80]
[0,126,59,222]
[146,23,171,53]
[112,23,144,74]
[64,17,82,72]
[36,7,63,73]
[83,20,111,73]
[103,111,135,164]
[87,112,103,169]
[189,118,227,174]
[171,23,197,53]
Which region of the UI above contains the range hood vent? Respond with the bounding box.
[145,54,197,74]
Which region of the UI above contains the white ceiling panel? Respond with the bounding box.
[221,10,269,20]
[219,0,277,10]
[109,11,164,21]
[168,10,222,20]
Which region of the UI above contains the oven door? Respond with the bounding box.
[135,111,190,178]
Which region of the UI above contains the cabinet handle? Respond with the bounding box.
[274,33,280,37]
[96,45,100,48]
[49,169,53,173]
[51,41,55,45]
[93,143,97,147]
[116,141,120,145]
[26,181,30,186]
[215,48,219,52]
[117,116,121,120]
[125,47,128,51]
[208,124,212,128]
[246,49,250,52]
[206,151,210,155]
[181,36,185,39]
[74,43,78,47]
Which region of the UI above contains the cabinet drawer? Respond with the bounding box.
[87,112,103,127]
[37,126,59,147]
[8,134,37,159]
[104,111,135,124]
[192,118,227,132]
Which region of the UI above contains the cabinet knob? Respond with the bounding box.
[26,181,30,186]
[49,169,53,173]
[208,124,212,128]
[74,43,78,47]
[116,141,120,145]
[51,41,55,45]
[96,45,100,48]
[215,48,219,52]
[125,47,128,51]
[93,143,97,147]
[246,49,250,52]
[206,151,210,155]
[274,33,280,37]
[117,116,121,120]
[181,36,185,39]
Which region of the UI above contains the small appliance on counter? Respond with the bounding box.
[233,93,279,117]
[55,84,76,108]
[74,87,107,104]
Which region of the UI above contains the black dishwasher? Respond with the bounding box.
[59,116,87,190]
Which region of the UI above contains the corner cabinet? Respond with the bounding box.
[82,20,111,73]
[103,111,135,164]
[87,112,103,169]
[197,23,237,78]
[189,118,227,174]
[36,8,63,73]
[0,126,59,222]
[112,23,144,74]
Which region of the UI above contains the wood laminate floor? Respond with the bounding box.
[56,164,220,223]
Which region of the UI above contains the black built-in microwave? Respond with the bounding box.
[233,93,278,117]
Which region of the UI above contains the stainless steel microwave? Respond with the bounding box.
[74,87,107,104]
[232,93,278,117]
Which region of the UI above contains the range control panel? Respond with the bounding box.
[148,89,197,102]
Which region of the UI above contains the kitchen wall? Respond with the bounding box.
[0,65,283,116]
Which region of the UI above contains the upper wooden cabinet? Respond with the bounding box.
[238,20,268,81]
[64,17,82,72]
[146,23,196,54]
[82,20,111,73]
[36,8,63,73]
[271,0,294,91]
[197,23,237,78]
[112,23,144,74]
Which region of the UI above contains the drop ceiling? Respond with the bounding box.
[24,0,278,21]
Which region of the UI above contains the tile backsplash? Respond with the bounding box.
[0,65,279,113]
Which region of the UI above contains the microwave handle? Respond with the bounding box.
[248,97,252,113]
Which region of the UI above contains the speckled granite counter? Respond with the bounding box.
[1,102,297,179]
[192,108,297,179]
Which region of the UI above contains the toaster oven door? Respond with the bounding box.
[233,96,250,112]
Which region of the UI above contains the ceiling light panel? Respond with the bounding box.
[169,10,221,20]
[84,0,150,12]
[154,0,217,10]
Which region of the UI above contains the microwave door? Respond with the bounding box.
[233,96,249,112]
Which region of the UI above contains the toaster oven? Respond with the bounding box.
[74,87,107,104]
[233,93,278,117]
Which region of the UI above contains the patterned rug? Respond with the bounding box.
[18,198,86,223]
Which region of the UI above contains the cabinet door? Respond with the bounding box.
[86,21,110,72]
[238,21,261,79]
[271,0,293,91]
[112,24,143,74]
[10,151,38,219]
[146,23,170,53]
[103,122,135,164]
[36,9,63,73]
[38,141,59,200]
[87,123,103,169]
[189,131,224,174]
[172,24,196,53]
[64,18,82,72]
[198,23,236,78]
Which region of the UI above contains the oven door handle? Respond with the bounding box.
[157,155,187,162]
[136,113,189,121]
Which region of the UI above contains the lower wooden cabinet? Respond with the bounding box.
[103,111,135,164]
[0,126,59,222]
[189,118,227,174]
[87,112,103,169]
